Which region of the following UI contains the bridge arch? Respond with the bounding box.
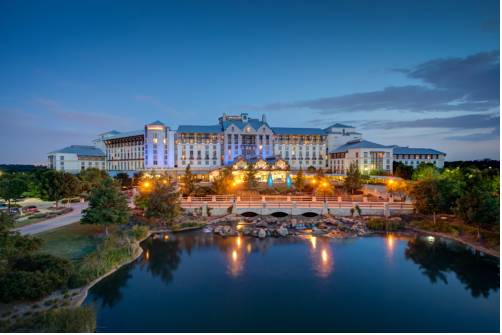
[241,211,259,217]
[301,212,319,217]
[270,211,289,218]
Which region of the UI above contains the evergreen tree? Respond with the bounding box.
[144,182,182,225]
[243,163,258,190]
[344,162,362,194]
[295,168,305,192]
[211,168,233,194]
[182,164,196,196]
[81,178,130,235]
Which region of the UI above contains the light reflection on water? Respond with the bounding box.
[87,231,500,332]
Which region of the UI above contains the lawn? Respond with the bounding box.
[35,223,106,261]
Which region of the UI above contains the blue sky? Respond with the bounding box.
[0,0,499,164]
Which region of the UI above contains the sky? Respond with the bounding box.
[0,0,499,164]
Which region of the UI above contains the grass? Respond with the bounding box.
[35,222,107,261]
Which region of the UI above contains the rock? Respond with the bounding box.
[277,227,289,237]
[312,227,325,236]
[256,221,268,228]
[258,228,267,238]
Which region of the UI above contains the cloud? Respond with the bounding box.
[363,114,499,130]
[445,127,500,142]
[361,113,500,143]
[259,51,500,114]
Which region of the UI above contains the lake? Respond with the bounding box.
[85,232,499,332]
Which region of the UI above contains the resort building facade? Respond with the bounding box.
[47,145,106,174]
[392,146,446,169]
[48,113,446,176]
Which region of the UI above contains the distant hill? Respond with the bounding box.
[0,164,48,173]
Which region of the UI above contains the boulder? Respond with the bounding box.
[277,227,289,237]
[256,221,268,228]
[258,228,267,238]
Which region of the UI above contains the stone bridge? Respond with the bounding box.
[181,195,414,217]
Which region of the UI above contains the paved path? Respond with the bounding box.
[14,202,88,235]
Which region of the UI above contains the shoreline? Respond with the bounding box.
[406,226,499,258]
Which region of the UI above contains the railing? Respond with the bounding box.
[181,195,403,203]
[180,196,414,210]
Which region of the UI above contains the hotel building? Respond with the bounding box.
[48,113,446,176]
[47,145,106,174]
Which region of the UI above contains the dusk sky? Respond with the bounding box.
[0,0,499,164]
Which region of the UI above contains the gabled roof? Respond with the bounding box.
[331,139,390,153]
[104,130,144,140]
[393,146,446,155]
[272,127,326,135]
[49,145,105,157]
[148,120,164,126]
[222,117,267,131]
[325,123,354,129]
[177,125,222,133]
[97,130,121,138]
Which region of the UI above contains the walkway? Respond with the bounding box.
[181,195,414,216]
[14,202,88,235]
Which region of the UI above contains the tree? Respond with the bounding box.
[412,163,440,180]
[411,177,442,225]
[243,163,258,190]
[39,170,81,207]
[181,164,196,196]
[455,170,499,240]
[144,181,181,225]
[0,174,27,209]
[386,179,410,199]
[211,168,233,195]
[79,168,108,194]
[81,178,130,235]
[344,162,362,194]
[115,172,132,189]
[295,168,305,192]
[393,161,414,180]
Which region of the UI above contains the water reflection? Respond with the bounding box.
[405,236,500,298]
[90,263,133,308]
[140,238,182,285]
[304,235,334,278]
[90,232,499,306]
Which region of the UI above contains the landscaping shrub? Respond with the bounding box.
[0,306,96,332]
[129,224,149,240]
[0,254,72,302]
[410,219,457,234]
[68,236,134,288]
[366,218,404,231]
